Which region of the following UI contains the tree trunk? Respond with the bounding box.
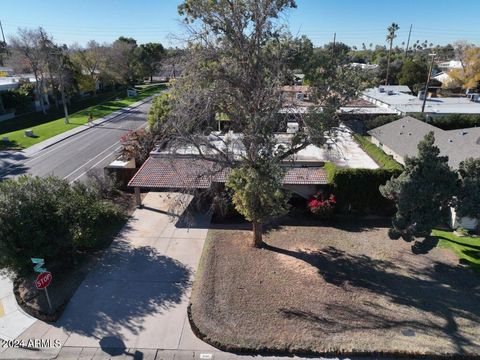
[92,74,97,96]
[385,41,393,85]
[0,95,5,114]
[61,87,69,124]
[252,221,263,248]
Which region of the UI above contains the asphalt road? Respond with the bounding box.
[0,100,152,182]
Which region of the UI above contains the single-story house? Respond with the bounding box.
[127,122,382,205]
[368,116,480,230]
[367,116,480,169]
[128,131,331,204]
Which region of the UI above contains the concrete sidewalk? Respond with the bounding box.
[0,192,214,359]
[0,276,36,342]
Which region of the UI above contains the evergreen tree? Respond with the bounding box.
[380,132,457,242]
[456,158,480,220]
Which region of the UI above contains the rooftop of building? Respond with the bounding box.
[368,116,480,169]
[362,87,480,115]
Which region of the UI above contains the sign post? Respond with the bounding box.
[35,271,53,311]
[31,259,53,312]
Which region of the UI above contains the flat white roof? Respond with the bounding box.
[363,87,480,115]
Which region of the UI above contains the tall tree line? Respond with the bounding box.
[2,27,176,115]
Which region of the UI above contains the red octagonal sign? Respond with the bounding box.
[35,272,52,290]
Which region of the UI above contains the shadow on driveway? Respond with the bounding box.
[55,238,192,341]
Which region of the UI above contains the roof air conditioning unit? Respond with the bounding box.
[387,90,394,95]
[287,122,299,134]
[295,92,304,101]
[379,86,385,93]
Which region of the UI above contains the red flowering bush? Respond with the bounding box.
[307,192,336,219]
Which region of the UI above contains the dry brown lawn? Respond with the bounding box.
[190,218,480,356]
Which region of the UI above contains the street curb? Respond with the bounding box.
[24,96,154,156]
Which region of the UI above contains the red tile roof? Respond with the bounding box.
[128,157,328,189]
[283,167,327,185]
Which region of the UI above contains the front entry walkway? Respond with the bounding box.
[2,192,215,359]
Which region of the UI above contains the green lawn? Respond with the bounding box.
[432,229,480,272]
[0,90,125,134]
[353,134,403,171]
[1,85,166,149]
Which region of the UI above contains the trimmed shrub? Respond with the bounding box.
[0,175,125,278]
[353,134,403,171]
[364,114,401,131]
[330,167,401,215]
[410,113,480,130]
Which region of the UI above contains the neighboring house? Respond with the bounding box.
[280,85,398,117]
[368,116,480,169]
[433,71,455,87]
[449,207,478,232]
[378,85,413,95]
[362,86,480,116]
[0,69,24,121]
[437,60,463,72]
[369,116,480,230]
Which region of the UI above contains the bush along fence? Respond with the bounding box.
[327,165,402,215]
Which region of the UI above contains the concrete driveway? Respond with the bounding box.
[3,192,215,359]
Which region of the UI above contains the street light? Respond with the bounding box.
[421,53,436,114]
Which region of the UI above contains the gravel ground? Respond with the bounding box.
[190,218,480,356]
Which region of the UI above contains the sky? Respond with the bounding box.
[1,0,479,49]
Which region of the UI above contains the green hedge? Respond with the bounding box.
[365,113,480,133]
[364,114,401,131]
[329,166,401,215]
[353,134,403,171]
[413,113,480,130]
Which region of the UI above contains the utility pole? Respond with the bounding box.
[421,53,436,114]
[0,19,5,43]
[0,19,6,67]
[405,24,412,58]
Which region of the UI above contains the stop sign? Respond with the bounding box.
[35,272,52,290]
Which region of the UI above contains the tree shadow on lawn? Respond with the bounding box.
[264,244,480,353]
[55,237,192,341]
[265,214,391,233]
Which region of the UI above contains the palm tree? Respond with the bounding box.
[385,22,400,85]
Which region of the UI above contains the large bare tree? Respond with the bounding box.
[72,40,105,95]
[9,28,48,114]
[164,0,362,247]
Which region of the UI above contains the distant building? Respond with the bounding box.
[0,67,14,77]
[437,60,463,72]
[280,85,398,116]
[362,86,480,116]
[349,62,379,71]
[368,116,480,169]
[293,73,305,85]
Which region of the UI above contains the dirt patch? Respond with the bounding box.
[190,218,480,357]
[13,190,145,322]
